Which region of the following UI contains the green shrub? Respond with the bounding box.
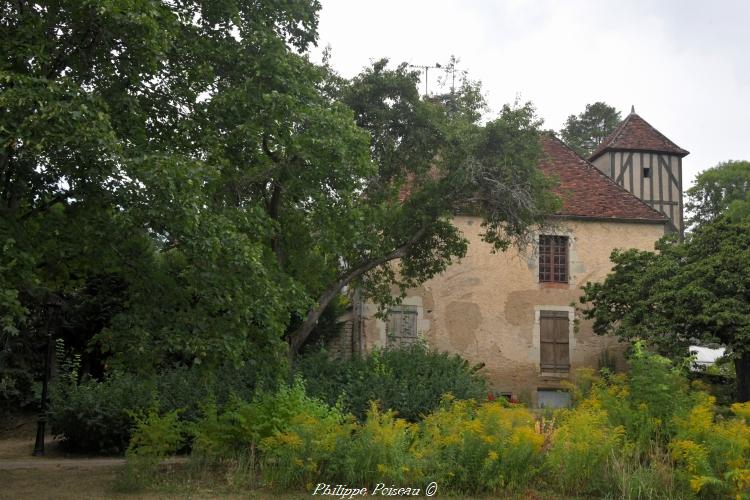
[669,394,750,498]
[259,404,355,489]
[49,371,153,454]
[123,405,186,487]
[192,378,336,461]
[332,403,417,488]
[49,360,271,454]
[297,343,487,421]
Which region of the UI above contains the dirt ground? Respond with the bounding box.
[0,419,323,499]
[0,419,192,499]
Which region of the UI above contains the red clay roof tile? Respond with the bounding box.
[589,112,688,161]
[540,135,668,222]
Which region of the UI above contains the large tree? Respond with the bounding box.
[1,0,558,407]
[685,160,750,228]
[580,216,750,402]
[581,159,750,402]
[1,0,326,387]
[254,60,559,356]
[560,102,621,158]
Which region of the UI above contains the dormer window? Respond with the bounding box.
[643,166,651,178]
[539,235,568,283]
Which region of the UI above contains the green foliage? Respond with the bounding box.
[686,160,750,228]
[296,343,487,421]
[415,397,543,493]
[669,396,750,497]
[174,356,750,498]
[545,406,624,495]
[559,102,622,158]
[191,378,336,461]
[259,403,354,489]
[581,214,750,402]
[124,405,187,487]
[1,0,323,410]
[2,0,555,412]
[331,404,416,488]
[250,388,542,494]
[48,359,271,454]
[550,349,750,498]
[49,372,153,454]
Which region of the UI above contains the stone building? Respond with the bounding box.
[334,110,688,407]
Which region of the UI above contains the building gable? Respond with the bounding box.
[539,135,668,223]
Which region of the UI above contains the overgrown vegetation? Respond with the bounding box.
[1,0,556,418]
[115,347,750,498]
[296,343,487,421]
[580,157,750,402]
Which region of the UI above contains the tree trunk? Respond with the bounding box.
[287,226,427,361]
[735,352,750,403]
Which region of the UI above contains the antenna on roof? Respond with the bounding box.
[409,63,442,96]
[631,105,635,114]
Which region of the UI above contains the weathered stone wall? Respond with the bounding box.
[359,216,666,405]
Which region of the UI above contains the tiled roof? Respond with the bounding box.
[589,112,689,161]
[539,135,668,222]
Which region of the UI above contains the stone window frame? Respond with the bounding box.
[385,304,419,348]
[538,234,569,284]
[539,310,571,373]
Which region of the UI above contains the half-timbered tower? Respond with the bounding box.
[588,108,689,235]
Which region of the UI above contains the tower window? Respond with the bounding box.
[643,167,651,178]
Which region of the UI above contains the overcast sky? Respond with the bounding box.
[312,0,750,188]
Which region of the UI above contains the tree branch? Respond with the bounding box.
[19,194,66,221]
[262,135,281,163]
[288,225,428,358]
[269,181,283,266]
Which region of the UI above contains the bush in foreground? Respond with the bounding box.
[296,343,487,421]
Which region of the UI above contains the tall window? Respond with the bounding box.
[386,305,418,347]
[539,235,568,283]
[539,311,570,373]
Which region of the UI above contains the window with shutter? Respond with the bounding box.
[539,235,569,283]
[386,305,418,348]
[539,311,570,373]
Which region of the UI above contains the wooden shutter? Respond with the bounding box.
[387,306,418,347]
[540,311,570,372]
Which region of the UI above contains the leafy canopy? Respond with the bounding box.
[685,160,750,228]
[1,0,558,408]
[560,102,621,158]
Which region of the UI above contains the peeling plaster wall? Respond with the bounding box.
[360,216,666,405]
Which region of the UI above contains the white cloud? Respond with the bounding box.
[314,0,750,187]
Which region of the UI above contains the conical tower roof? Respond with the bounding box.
[589,109,689,161]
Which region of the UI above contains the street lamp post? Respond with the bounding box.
[32,294,62,457]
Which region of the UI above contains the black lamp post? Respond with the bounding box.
[32,294,62,457]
